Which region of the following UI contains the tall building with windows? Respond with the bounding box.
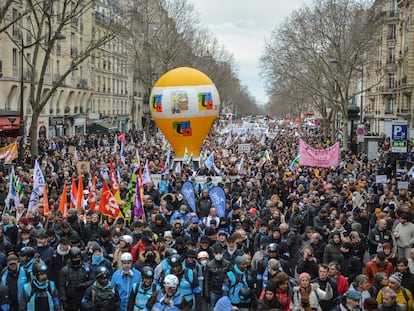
[0,0,138,139]
[364,0,400,134]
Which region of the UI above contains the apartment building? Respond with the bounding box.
[0,0,140,139]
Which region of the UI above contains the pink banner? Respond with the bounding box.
[299,139,340,168]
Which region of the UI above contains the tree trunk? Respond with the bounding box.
[342,114,349,151]
[29,108,40,160]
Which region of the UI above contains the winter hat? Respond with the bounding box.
[164,231,173,239]
[299,272,311,281]
[389,272,403,286]
[341,241,353,250]
[265,281,278,293]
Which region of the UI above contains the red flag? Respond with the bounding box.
[59,183,68,217]
[109,159,118,195]
[43,185,49,215]
[99,180,120,218]
[88,174,97,211]
[70,176,78,208]
[76,174,84,208]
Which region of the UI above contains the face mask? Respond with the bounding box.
[200,260,208,266]
[214,254,223,261]
[146,254,155,261]
[72,260,81,266]
[92,254,103,265]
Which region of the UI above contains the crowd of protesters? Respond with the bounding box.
[0,118,414,311]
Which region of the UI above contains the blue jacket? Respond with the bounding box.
[0,265,29,302]
[145,289,183,311]
[129,282,160,310]
[111,268,142,311]
[223,265,251,305]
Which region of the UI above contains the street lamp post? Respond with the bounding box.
[19,35,24,165]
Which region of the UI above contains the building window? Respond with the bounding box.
[388,47,395,64]
[12,49,17,68]
[387,73,395,89]
[388,24,396,40]
[12,9,18,38]
[386,98,394,113]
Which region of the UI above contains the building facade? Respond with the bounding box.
[0,0,142,139]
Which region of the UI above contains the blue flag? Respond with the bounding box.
[209,186,226,218]
[182,181,196,213]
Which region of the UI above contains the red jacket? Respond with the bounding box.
[131,240,158,264]
[365,259,394,288]
[336,273,349,295]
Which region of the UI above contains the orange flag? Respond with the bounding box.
[76,174,84,208]
[59,183,68,217]
[43,185,49,215]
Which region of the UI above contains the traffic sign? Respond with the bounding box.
[392,120,408,153]
[356,127,365,136]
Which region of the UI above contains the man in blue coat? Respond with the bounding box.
[111,252,142,311]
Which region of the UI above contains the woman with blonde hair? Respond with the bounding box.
[293,272,332,311]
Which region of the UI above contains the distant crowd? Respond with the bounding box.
[0,119,414,311]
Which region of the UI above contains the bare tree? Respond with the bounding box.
[260,0,378,150]
[7,0,121,158]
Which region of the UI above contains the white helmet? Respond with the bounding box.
[163,274,179,289]
[120,235,133,245]
[120,252,133,262]
[197,251,209,261]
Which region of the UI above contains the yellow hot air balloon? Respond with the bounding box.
[150,67,220,158]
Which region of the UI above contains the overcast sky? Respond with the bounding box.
[190,0,307,105]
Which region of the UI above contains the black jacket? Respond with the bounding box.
[206,258,230,294]
[59,262,94,302]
